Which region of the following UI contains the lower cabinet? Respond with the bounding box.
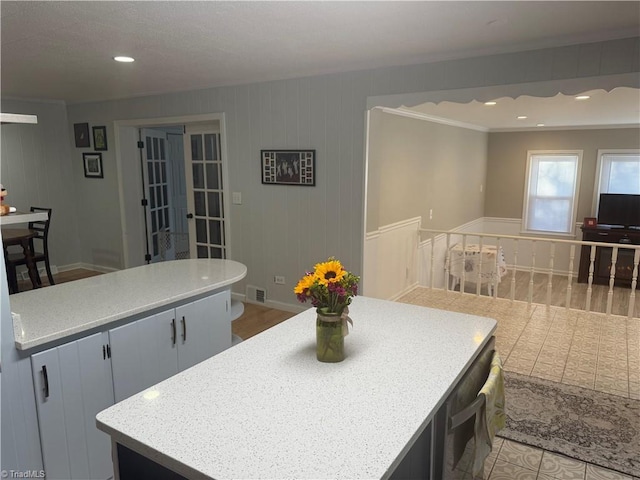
[29,290,232,478]
[109,290,232,402]
[31,332,114,480]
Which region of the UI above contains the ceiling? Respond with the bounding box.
[1,1,639,128]
[401,87,640,131]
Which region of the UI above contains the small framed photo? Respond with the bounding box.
[74,123,91,148]
[83,153,104,178]
[584,217,597,228]
[261,150,315,186]
[92,126,108,151]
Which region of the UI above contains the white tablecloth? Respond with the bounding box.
[447,243,507,287]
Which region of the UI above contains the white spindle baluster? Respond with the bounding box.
[546,242,555,308]
[494,238,502,299]
[445,233,451,292]
[477,236,484,296]
[586,245,596,312]
[566,245,575,311]
[606,246,618,316]
[528,241,536,305]
[510,239,518,302]
[460,234,467,295]
[629,248,639,319]
[429,233,435,289]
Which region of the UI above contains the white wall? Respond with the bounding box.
[0,99,81,271]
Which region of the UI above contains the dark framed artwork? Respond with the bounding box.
[584,217,597,228]
[83,152,104,178]
[74,123,91,148]
[261,150,315,186]
[92,126,108,151]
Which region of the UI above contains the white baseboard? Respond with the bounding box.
[388,282,419,301]
[231,292,306,314]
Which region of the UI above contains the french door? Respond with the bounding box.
[141,128,174,262]
[183,125,227,259]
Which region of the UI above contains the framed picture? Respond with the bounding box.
[74,123,91,148]
[92,126,108,151]
[584,217,597,228]
[261,150,315,186]
[83,153,104,178]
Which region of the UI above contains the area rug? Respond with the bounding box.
[498,372,640,477]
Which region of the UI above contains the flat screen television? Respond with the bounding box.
[597,194,640,228]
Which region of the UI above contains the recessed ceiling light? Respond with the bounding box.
[484,101,497,106]
[517,115,528,120]
[537,123,545,127]
[114,56,135,63]
[575,95,590,100]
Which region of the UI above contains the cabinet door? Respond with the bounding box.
[109,309,178,403]
[31,347,72,479]
[61,332,114,479]
[31,332,114,480]
[176,291,231,371]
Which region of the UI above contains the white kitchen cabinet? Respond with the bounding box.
[109,309,178,403]
[31,332,114,480]
[176,291,231,371]
[109,290,231,403]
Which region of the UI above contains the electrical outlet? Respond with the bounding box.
[429,209,433,220]
[274,276,285,285]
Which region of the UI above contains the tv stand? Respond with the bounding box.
[578,225,640,287]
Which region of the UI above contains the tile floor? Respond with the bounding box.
[397,287,640,480]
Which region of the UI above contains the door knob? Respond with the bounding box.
[186,213,193,219]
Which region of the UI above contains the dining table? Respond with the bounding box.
[446,243,508,295]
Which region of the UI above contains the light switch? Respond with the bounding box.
[232,192,242,205]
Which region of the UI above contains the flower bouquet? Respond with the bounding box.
[294,258,360,362]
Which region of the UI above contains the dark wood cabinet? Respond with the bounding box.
[578,226,640,287]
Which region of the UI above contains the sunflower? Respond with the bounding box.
[294,273,316,295]
[313,259,346,286]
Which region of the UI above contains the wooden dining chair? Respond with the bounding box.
[7,207,55,287]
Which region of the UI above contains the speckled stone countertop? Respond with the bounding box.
[10,259,247,351]
[96,296,496,480]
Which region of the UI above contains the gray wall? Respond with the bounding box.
[367,110,487,232]
[0,99,81,269]
[1,37,638,306]
[485,128,640,221]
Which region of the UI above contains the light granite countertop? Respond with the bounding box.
[96,295,496,480]
[10,259,247,351]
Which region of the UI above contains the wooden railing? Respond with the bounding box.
[418,228,640,318]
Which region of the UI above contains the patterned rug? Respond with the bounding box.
[498,372,640,477]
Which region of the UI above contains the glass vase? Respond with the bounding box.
[316,312,344,363]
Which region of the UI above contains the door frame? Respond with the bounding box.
[113,113,231,268]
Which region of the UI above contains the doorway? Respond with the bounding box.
[115,114,230,269]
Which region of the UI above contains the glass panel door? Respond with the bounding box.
[142,128,174,262]
[184,125,227,259]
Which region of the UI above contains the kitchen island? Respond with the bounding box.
[6,259,247,480]
[97,296,497,479]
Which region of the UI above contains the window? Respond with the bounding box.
[594,150,640,208]
[522,150,582,235]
